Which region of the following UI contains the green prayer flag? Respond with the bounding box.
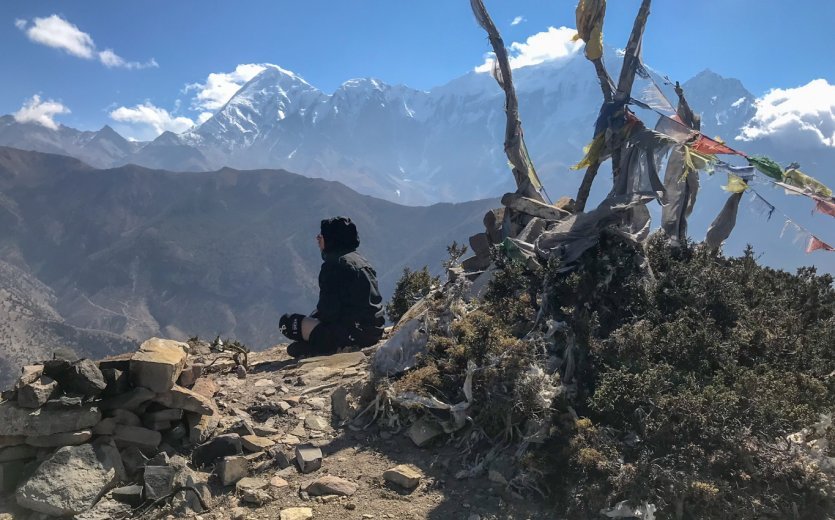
[747,155,783,181]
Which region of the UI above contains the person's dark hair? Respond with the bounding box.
[320,216,360,252]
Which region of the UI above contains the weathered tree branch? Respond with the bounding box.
[574,0,652,211]
[469,0,545,203]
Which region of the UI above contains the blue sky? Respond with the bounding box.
[1,0,834,139]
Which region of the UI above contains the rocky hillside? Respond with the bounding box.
[0,147,495,387]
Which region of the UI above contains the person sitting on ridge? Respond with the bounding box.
[279,216,385,358]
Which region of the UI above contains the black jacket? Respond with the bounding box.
[316,248,385,338]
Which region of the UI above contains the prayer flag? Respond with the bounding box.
[806,236,835,253]
[814,198,835,218]
[691,135,739,156]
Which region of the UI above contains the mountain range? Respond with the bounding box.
[0,146,494,385]
[1,50,769,206]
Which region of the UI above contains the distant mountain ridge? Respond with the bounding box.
[0,146,495,385]
[0,53,765,205]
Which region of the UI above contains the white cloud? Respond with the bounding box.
[737,79,835,149]
[475,26,583,73]
[185,64,268,111]
[109,102,195,137]
[197,112,214,124]
[13,95,70,130]
[98,49,158,70]
[511,16,525,26]
[16,14,156,69]
[18,14,95,58]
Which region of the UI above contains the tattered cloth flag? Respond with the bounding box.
[691,135,741,156]
[783,167,833,198]
[815,199,835,218]
[722,174,749,194]
[573,0,606,60]
[748,191,776,221]
[747,155,784,181]
[806,235,835,253]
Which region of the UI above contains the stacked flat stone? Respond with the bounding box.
[0,337,218,517]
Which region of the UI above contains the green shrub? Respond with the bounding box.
[385,266,439,323]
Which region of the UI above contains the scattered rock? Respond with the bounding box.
[270,475,289,489]
[488,469,508,485]
[253,379,274,387]
[101,368,130,397]
[192,434,242,468]
[305,475,358,496]
[144,465,176,500]
[217,455,249,486]
[15,440,124,517]
[304,415,329,431]
[294,444,323,474]
[17,377,57,408]
[26,430,92,448]
[241,434,275,452]
[235,365,247,379]
[111,484,144,507]
[154,385,215,415]
[269,447,291,469]
[280,507,313,520]
[331,386,358,421]
[0,401,101,436]
[383,464,423,490]
[276,401,292,414]
[240,487,271,505]
[190,378,219,399]
[252,423,280,437]
[306,397,326,410]
[407,418,442,447]
[130,338,189,393]
[290,422,307,438]
[75,496,131,520]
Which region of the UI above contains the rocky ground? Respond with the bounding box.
[0,338,553,520]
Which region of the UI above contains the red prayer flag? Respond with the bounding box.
[691,135,741,156]
[806,235,835,253]
[814,198,835,218]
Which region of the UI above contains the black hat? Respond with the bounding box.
[320,216,359,252]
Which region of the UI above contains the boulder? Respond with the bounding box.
[99,387,155,412]
[217,455,248,486]
[17,376,57,408]
[98,352,132,372]
[0,460,28,492]
[108,409,142,427]
[119,446,148,476]
[305,475,358,496]
[144,408,183,422]
[44,359,107,397]
[113,425,161,451]
[144,465,176,500]
[190,378,218,399]
[15,440,124,517]
[153,385,214,415]
[0,436,26,448]
[192,434,242,468]
[75,497,131,520]
[294,444,322,474]
[93,418,117,435]
[129,338,188,393]
[15,365,44,389]
[0,445,37,462]
[100,368,130,397]
[186,408,220,444]
[26,430,92,448]
[0,401,100,436]
[383,464,423,489]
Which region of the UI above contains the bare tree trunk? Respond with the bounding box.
[574,0,652,212]
[469,0,545,203]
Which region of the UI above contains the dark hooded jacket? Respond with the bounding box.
[315,217,385,342]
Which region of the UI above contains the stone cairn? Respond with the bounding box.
[0,338,220,517]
